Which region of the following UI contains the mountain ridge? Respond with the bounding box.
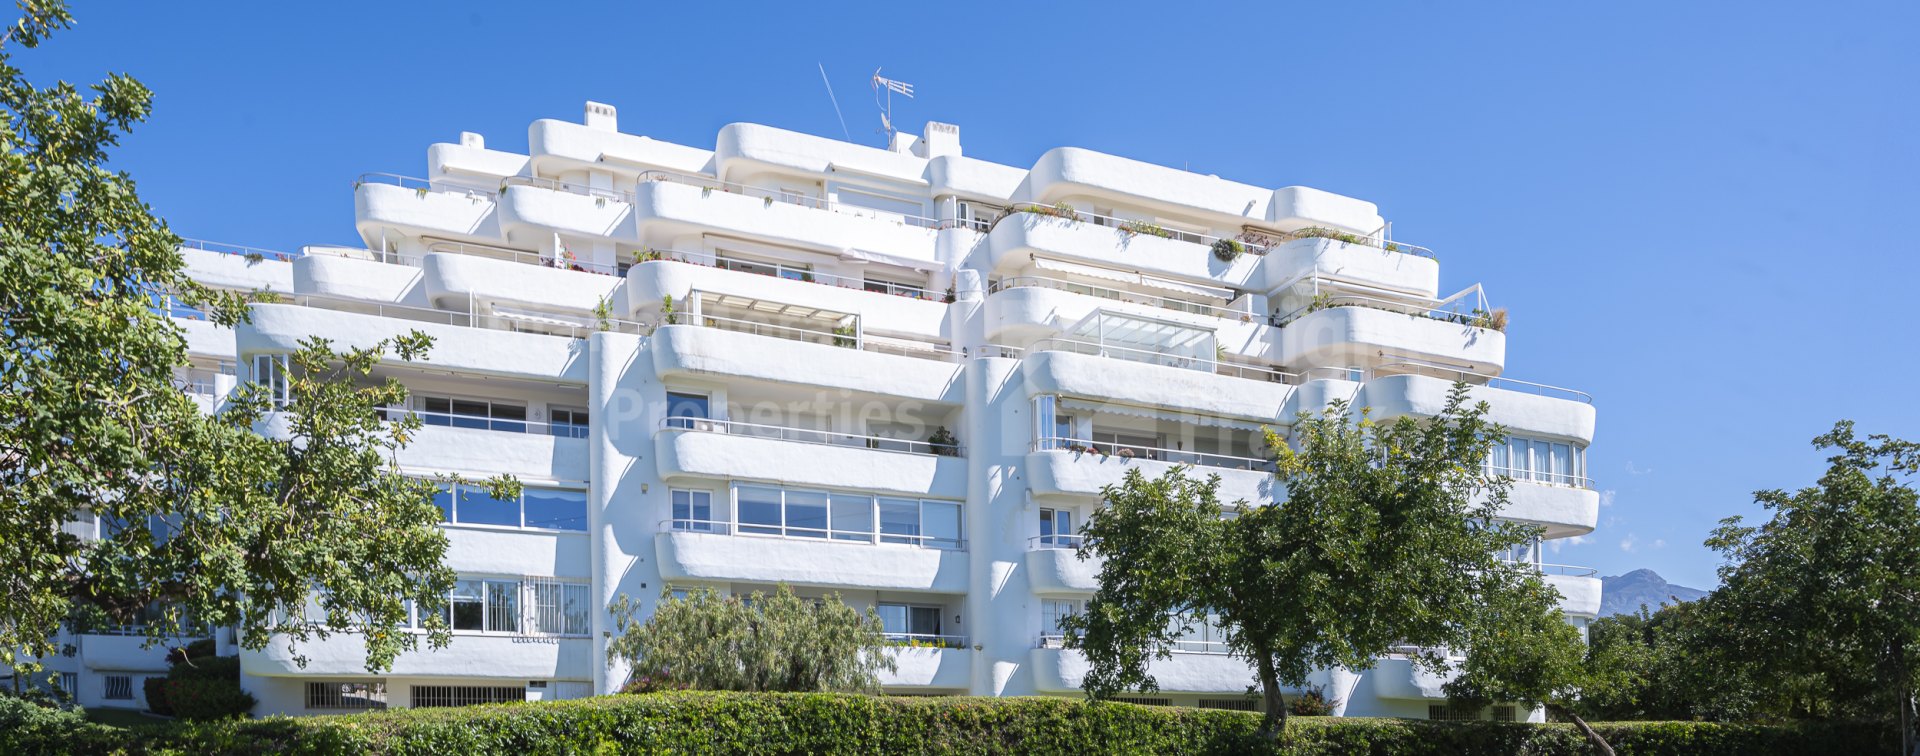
[1599,568,1708,617]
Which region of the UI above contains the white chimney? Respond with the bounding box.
[459,131,485,149]
[584,101,618,132]
[920,121,961,158]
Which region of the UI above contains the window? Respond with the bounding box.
[434,482,588,532]
[306,681,387,711]
[1489,436,1586,487]
[1429,704,1481,721]
[252,354,290,405]
[448,580,486,631]
[835,186,924,220]
[1200,698,1261,712]
[670,489,713,530]
[530,580,590,636]
[1039,508,1077,548]
[103,675,133,700]
[1042,599,1083,634]
[550,407,589,439]
[57,673,77,696]
[1491,705,1518,722]
[664,392,710,429]
[715,252,812,282]
[485,579,519,633]
[877,603,943,640]
[728,485,961,549]
[411,685,525,708]
[522,489,588,530]
[1111,697,1173,707]
[421,396,526,433]
[862,277,929,299]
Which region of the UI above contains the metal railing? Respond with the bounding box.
[1027,534,1086,550]
[179,238,300,262]
[1371,360,1593,404]
[638,248,941,301]
[973,344,1026,360]
[1271,277,1491,329]
[884,633,969,649]
[355,172,497,198]
[638,169,946,229]
[381,408,590,439]
[988,276,1252,321]
[1032,437,1274,472]
[1024,337,1301,383]
[1499,560,1599,578]
[501,175,635,203]
[689,313,957,363]
[987,206,1259,251]
[659,417,962,457]
[272,293,649,341]
[422,240,625,277]
[1487,464,1595,490]
[1037,634,1231,655]
[661,519,964,550]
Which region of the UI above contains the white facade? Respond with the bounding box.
[143,102,1597,719]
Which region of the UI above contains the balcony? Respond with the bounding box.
[1025,441,1280,507]
[627,255,947,339]
[179,240,296,292]
[241,633,591,679]
[1018,347,1298,426]
[497,176,636,240]
[1498,483,1600,537]
[985,212,1262,290]
[1030,642,1258,694]
[1358,371,1594,444]
[655,526,969,594]
[79,633,193,672]
[1276,302,1505,374]
[880,645,973,690]
[1026,539,1102,594]
[1541,567,1603,618]
[983,278,1271,358]
[237,302,594,383]
[1370,656,1458,701]
[421,250,621,314]
[655,419,968,499]
[390,417,590,483]
[650,323,962,404]
[293,249,422,303]
[1261,236,1439,298]
[354,173,500,242]
[632,173,939,263]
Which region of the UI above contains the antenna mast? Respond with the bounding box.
[871,68,914,144]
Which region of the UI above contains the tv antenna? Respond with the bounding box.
[871,68,914,143]
[816,63,851,142]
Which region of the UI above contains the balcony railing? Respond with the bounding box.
[988,276,1252,322]
[638,248,940,301]
[690,313,958,363]
[1024,337,1302,383]
[1032,437,1274,472]
[1027,534,1086,550]
[637,169,945,230]
[1370,360,1592,404]
[1487,465,1595,491]
[268,293,649,340]
[987,206,1437,260]
[179,238,300,263]
[662,519,964,550]
[355,172,498,198]
[501,175,634,203]
[884,633,969,649]
[382,408,589,439]
[1271,278,1493,330]
[1498,560,1598,578]
[1038,634,1231,655]
[660,417,960,457]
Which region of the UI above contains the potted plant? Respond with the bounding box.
[1211,238,1245,262]
[928,426,959,456]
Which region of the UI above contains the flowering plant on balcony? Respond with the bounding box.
[1118,219,1173,239]
[928,426,960,457]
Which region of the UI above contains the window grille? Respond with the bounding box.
[306,681,387,710]
[1491,705,1518,722]
[1199,697,1260,711]
[1112,696,1173,707]
[103,675,133,700]
[529,578,591,636]
[411,685,525,708]
[1429,704,1481,721]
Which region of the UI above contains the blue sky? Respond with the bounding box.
[23,2,1918,589]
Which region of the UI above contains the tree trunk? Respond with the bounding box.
[1549,703,1614,756]
[1254,654,1289,738]
[1901,687,1917,756]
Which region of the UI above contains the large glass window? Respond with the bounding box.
[671,489,713,531]
[878,497,923,545]
[785,490,830,538]
[421,396,527,433]
[252,354,290,405]
[922,501,961,550]
[532,582,591,636]
[830,494,873,542]
[523,489,588,530]
[550,408,589,439]
[877,603,943,639]
[434,482,588,532]
[737,485,783,535]
[448,580,485,631]
[1490,436,1587,487]
[1043,599,1083,634]
[664,392,710,429]
[484,579,519,633]
[1040,508,1076,548]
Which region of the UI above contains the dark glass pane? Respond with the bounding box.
[456,486,520,527]
[738,486,781,535]
[523,489,587,531]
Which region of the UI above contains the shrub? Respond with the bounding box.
[1288,685,1339,716]
[163,677,256,721]
[143,676,173,716]
[167,654,240,682]
[1211,238,1245,262]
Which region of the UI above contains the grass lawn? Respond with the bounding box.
[85,707,164,729]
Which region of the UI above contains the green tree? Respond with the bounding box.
[1445,577,1623,755]
[1,1,506,680]
[1705,421,1920,755]
[1065,385,1544,736]
[608,585,897,693]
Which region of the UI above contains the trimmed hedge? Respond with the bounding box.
[0,691,1898,755]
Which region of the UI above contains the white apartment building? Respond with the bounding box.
[72,102,1599,719]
